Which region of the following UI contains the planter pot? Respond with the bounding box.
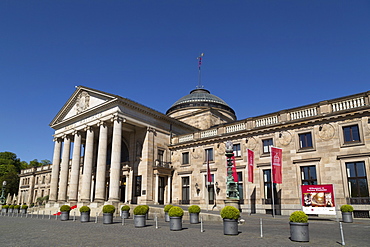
[13,209,19,214]
[189,213,199,224]
[121,210,129,219]
[289,222,309,242]
[223,219,239,235]
[20,209,27,214]
[164,212,170,222]
[60,211,70,221]
[146,212,149,220]
[342,212,353,223]
[103,213,113,224]
[8,208,13,213]
[170,216,183,231]
[1,208,8,213]
[134,215,146,228]
[80,212,90,223]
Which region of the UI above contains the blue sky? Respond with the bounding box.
[1,0,369,163]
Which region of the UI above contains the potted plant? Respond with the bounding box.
[164,204,173,222]
[289,210,309,242]
[102,205,115,224]
[188,205,201,224]
[340,204,354,223]
[79,206,90,223]
[143,205,150,219]
[133,205,148,228]
[60,205,71,221]
[20,204,28,214]
[220,206,240,235]
[168,206,184,231]
[1,204,9,213]
[14,205,20,213]
[121,205,130,219]
[8,204,14,213]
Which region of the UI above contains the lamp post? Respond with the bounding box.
[224,141,240,209]
[0,181,6,205]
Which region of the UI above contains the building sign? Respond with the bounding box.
[301,184,336,215]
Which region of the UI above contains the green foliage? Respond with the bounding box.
[79,206,90,213]
[143,205,149,212]
[168,206,184,217]
[220,206,240,220]
[14,205,20,209]
[21,205,28,209]
[60,205,71,212]
[9,205,14,209]
[102,205,115,214]
[133,205,148,215]
[0,152,23,195]
[340,204,354,212]
[2,205,9,209]
[164,204,173,212]
[188,205,201,214]
[121,205,130,211]
[289,211,308,223]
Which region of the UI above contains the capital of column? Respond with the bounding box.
[147,127,157,136]
[111,114,125,123]
[84,125,93,132]
[53,137,62,142]
[72,130,82,136]
[97,120,107,127]
[62,134,71,140]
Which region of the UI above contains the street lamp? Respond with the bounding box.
[225,141,239,200]
[0,181,6,205]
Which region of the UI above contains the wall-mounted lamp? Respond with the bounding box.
[195,183,200,194]
[319,124,323,131]
[279,132,283,138]
[215,182,220,195]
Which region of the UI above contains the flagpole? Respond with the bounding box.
[271,146,275,218]
[197,53,204,88]
[206,151,209,212]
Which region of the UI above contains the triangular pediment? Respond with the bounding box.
[50,86,117,126]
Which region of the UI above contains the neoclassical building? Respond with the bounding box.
[19,86,370,217]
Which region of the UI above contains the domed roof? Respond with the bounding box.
[166,88,235,116]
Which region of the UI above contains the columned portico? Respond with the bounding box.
[80,126,94,202]
[58,135,71,202]
[68,131,82,203]
[95,121,108,202]
[49,138,62,202]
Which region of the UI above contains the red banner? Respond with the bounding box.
[247,149,254,183]
[231,156,238,182]
[301,184,336,215]
[207,158,212,182]
[271,147,282,184]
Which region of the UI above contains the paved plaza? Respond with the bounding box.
[0,212,369,247]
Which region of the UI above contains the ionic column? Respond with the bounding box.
[95,122,108,202]
[109,116,123,202]
[167,175,171,204]
[49,138,62,202]
[80,126,95,202]
[58,135,71,202]
[154,174,159,204]
[68,131,82,203]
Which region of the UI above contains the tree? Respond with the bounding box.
[0,152,23,195]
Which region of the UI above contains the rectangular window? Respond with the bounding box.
[182,152,189,165]
[299,132,313,149]
[157,150,164,165]
[343,125,360,143]
[205,175,215,204]
[263,170,277,204]
[301,166,317,185]
[233,144,241,157]
[205,148,214,161]
[346,161,369,198]
[262,139,273,154]
[237,172,243,200]
[134,176,142,196]
[181,177,190,204]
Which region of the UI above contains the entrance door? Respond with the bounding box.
[181,177,190,204]
[208,186,215,205]
[120,177,126,202]
[158,177,165,204]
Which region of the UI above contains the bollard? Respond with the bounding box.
[37,210,39,219]
[340,222,345,246]
[260,218,263,238]
[155,214,158,229]
[122,216,124,226]
[43,211,45,219]
[200,216,204,232]
[95,213,98,223]
[55,211,58,220]
[49,211,51,220]
[73,211,76,221]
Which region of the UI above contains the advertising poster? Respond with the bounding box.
[301,184,336,215]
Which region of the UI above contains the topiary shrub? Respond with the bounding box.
[164,204,173,212]
[133,205,148,215]
[188,205,201,214]
[14,205,20,209]
[289,211,308,223]
[340,204,354,212]
[60,205,71,212]
[220,206,240,220]
[9,205,14,209]
[79,206,90,213]
[143,205,149,213]
[21,205,28,209]
[102,205,115,214]
[2,205,9,209]
[168,206,184,217]
[121,205,130,211]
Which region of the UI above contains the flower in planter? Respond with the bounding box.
[102,205,115,214]
[60,205,71,212]
[168,206,184,217]
[220,206,240,220]
[121,205,130,211]
[340,204,354,212]
[164,204,173,213]
[289,211,308,223]
[188,205,201,214]
[133,205,148,215]
[21,205,28,209]
[79,206,90,213]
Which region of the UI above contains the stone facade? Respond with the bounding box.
[18,86,370,217]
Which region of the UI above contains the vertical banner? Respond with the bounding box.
[271,147,282,184]
[301,184,336,215]
[231,156,238,182]
[207,156,212,183]
[247,149,254,183]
